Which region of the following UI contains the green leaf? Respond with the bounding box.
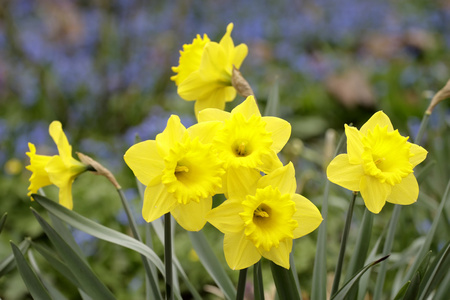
[31,208,116,300]
[10,241,52,300]
[31,241,80,288]
[393,281,410,300]
[403,179,450,282]
[331,255,389,300]
[188,231,236,300]
[264,79,279,117]
[418,241,450,299]
[270,261,302,300]
[32,194,165,274]
[344,208,374,299]
[0,239,30,278]
[433,267,450,299]
[0,212,7,235]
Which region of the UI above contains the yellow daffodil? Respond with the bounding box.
[198,95,291,197]
[171,23,248,116]
[124,115,224,231]
[327,111,428,214]
[26,121,87,209]
[207,163,322,270]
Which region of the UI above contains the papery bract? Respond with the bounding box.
[327,111,428,214]
[207,163,322,270]
[124,115,224,231]
[26,121,87,209]
[171,23,248,116]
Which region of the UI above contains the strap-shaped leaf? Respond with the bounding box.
[393,281,410,300]
[31,208,116,299]
[270,261,302,300]
[188,231,236,300]
[10,241,52,300]
[32,194,164,274]
[418,241,450,299]
[0,239,30,278]
[331,255,389,300]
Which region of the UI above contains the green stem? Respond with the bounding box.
[117,188,162,300]
[330,191,358,297]
[236,268,248,300]
[164,213,173,300]
[373,204,402,299]
[311,133,347,300]
[254,261,265,300]
[372,109,430,299]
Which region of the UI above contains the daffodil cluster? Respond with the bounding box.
[171,23,248,116]
[327,111,428,213]
[124,95,322,269]
[26,121,87,210]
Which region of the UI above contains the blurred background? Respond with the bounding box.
[1,0,449,299]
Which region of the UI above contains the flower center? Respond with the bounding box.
[214,113,273,169]
[361,125,413,185]
[161,137,224,204]
[239,186,297,252]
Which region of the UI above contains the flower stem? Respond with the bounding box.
[164,213,173,300]
[254,261,265,300]
[236,268,248,300]
[330,191,357,297]
[117,188,162,300]
[311,133,347,300]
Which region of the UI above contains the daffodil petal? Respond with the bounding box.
[206,200,244,234]
[258,162,296,195]
[178,71,220,101]
[155,115,186,158]
[360,175,391,214]
[360,111,394,134]
[387,173,419,205]
[194,90,229,116]
[291,194,323,239]
[263,116,291,153]
[260,238,292,269]
[49,121,72,163]
[142,183,177,223]
[327,154,363,191]
[187,121,222,145]
[224,231,261,270]
[409,143,428,167]
[124,140,164,186]
[225,167,260,199]
[58,180,74,210]
[200,42,229,77]
[219,23,235,54]
[232,44,248,69]
[231,96,261,119]
[345,125,364,164]
[171,197,212,231]
[197,108,230,123]
[258,151,283,174]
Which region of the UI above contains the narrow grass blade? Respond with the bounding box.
[264,79,279,116]
[32,208,116,299]
[0,239,30,277]
[32,194,164,274]
[433,267,450,299]
[0,212,7,235]
[403,179,450,281]
[10,241,52,300]
[331,255,389,300]
[393,281,410,300]
[254,261,265,300]
[188,231,236,300]
[236,268,248,300]
[270,261,302,300]
[418,241,450,299]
